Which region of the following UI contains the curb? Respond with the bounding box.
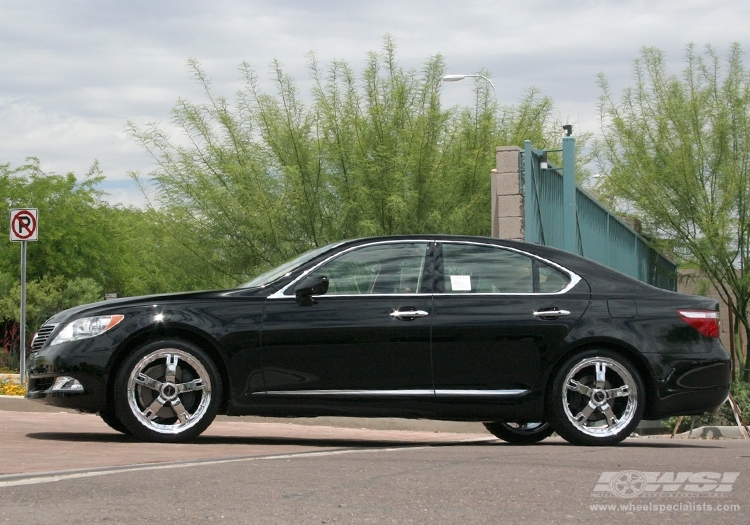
[670,425,749,440]
[0,374,21,384]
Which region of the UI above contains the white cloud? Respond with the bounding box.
[1,0,749,206]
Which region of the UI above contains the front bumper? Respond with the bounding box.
[25,339,112,413]
[26,375,85,396]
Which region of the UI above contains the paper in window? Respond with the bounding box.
[450,275,472,291]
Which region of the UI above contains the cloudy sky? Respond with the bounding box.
[1,0,748,207]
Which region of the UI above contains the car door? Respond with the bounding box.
[260,241,435,398]
[430,241,590,399]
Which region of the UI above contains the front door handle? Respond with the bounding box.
[533,308,571,319]
[390,309,429,321]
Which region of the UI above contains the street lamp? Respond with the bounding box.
[441,74,497,98]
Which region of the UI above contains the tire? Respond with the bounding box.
[99,409,132,435]
[483,421,554,444]
[114,339,222,443]
[550,350,644,446]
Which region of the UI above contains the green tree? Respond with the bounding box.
[0,159,110,283]
[596,43,750,380]
[0,275,103,333]
[128,36,561,285]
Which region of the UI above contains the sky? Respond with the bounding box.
[1,0,748,207]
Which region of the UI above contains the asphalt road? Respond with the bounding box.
[0,408,748,524]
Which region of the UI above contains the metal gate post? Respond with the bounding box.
[523,140,534,243]
[562,136,576,253]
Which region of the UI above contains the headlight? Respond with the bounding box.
[49,315,125,346]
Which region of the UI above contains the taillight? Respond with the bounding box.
[677,310,720,338]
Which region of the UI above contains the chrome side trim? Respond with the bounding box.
[258,388,529,397]
[435,389,529,397]
[267,293,432,300]
[262,389,435,396]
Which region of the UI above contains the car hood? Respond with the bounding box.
[41,289,252,326]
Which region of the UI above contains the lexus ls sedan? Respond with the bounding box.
[27,235,731,446]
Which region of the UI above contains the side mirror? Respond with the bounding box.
[294,275,329,306]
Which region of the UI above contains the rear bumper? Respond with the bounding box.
[645,358,731,419]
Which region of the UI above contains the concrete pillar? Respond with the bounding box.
[491,146,523,240]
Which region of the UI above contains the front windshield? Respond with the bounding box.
[239,243,340,289]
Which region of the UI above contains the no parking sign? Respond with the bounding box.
[9,208,38,384]
[10,208,38,242]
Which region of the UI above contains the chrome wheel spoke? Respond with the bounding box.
[567,378,593,397]
[175,378,206,394]
[574,401,597,423]
[595,361,607,388]
[606,385,630,399]
[134,372,162,392]
[601,402,619,427]
[170,398,190,424]
[142,396,167,421]
[165,354,179,383]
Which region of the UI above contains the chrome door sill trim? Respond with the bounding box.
[258,389,529,397]
[263,389,434,396]
[435,389,529,397]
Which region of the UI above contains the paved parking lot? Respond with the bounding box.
[0,404,747,524]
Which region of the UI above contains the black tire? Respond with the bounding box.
[99,409,132,435]
[550,349,645,446]
[114,339,222,443]
[483,421,554,444]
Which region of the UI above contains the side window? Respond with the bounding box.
[441,243,570,293]
[538,262,569,293]
[309,243,428,295]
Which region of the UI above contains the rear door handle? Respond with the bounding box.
[533,308,571,319]
[390,309,429,321]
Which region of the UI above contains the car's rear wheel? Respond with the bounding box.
[483,421,554,444]
[99,409,131,435]
[550,350,644,446]
[114,339,221,443]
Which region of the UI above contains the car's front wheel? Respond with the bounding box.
[114,339,221,443]
[483,421,555,444]
[550,350,644,446]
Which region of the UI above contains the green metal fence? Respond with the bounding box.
[523,138,677,291]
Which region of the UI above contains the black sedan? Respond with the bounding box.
[27,235,731,446]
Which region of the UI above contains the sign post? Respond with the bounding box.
[10,208,38,385]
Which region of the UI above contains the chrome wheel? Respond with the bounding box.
[127,349,211,434]
[551,351,643,446]
[115,340,221,442]
[562,357,637,437]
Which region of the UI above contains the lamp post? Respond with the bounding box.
[441,74,497,98]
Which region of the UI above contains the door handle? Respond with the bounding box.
[390,309,429,320]
[533,308,571,319]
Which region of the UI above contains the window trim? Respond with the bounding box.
[268,240,434,299]
[435,241,581,296]
[268,239,581,299]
